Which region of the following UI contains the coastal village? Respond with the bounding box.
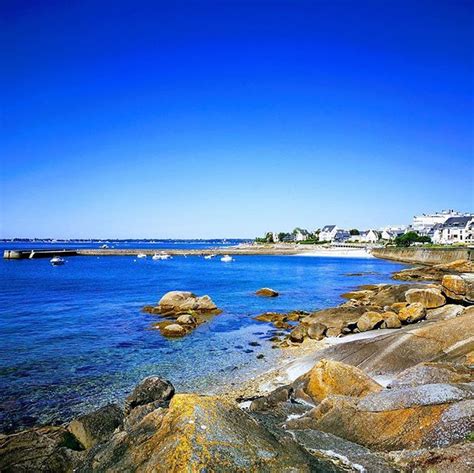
[260,209,474,246]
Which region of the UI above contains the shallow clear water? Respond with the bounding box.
[0,243,405,432]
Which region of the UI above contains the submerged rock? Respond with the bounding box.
[256,287,279,297]
[292,359,382,404]
[68,404,123,449]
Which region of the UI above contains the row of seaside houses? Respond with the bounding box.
[270,210,474,245]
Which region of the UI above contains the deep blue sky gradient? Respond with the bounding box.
[1,0,473,238]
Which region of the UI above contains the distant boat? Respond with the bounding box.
[50,256,65,266]
[220,255,233,262]
[152,253,172,260]
[204,254,216,260]
[101,244,109,249]
[137,253,147,259]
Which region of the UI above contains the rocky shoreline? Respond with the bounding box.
[1,261,473,472]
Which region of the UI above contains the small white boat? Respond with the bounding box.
[137,253,147,259]
[100,244,109,249]
[204,254,216,260]
[152,253,172,260]
[50,256,65,266]
[220,255,233,263]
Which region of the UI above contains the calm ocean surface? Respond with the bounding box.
[0,241,405,432]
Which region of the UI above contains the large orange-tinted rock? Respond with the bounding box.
[307,383,474,451]
[405,288,446,308]
[356,311,384,332]
[0,426,85,472]
[398,302,426,323]
[154,291,220,315]
[293,359,382,404]
[381,311,402,329]
[79,394,321,472]
[442,274,474,303]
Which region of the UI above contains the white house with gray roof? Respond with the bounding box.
[318,225,337,242]
[432,216,474,244]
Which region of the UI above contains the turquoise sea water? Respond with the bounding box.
[0,241,405,432]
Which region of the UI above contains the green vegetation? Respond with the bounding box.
[349,229,360,235]
[394,231,431,247]
[255,232,274,244]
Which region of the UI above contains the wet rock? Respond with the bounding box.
[0,426,85,472]
[158,322,187,337]
[356,311,384,332]
[442,274,474,303]
[68,404,123,449]
[175,313,196,325]
[125,376,174,414]
[149,291,221,316]
[390,362,473,388]
[256,287,279,297]
[249,341,261,347]
[292,359,382,404]
[306,322,327,340]
[289,325,307,343]
[381,311,402,329]
[398,302,426,323]
[80,394,322,472]
[426,304,465,321]
[405,287,446,308]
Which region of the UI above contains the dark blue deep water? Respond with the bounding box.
[0,242,405,432]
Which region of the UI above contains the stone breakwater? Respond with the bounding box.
[372,246,473,265]
[1,262,473,472]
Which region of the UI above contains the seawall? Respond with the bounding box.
[371,247,473,265]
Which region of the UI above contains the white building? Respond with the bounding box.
[293,228,310,241]
[411,210,466,235]
[432,217,474,244]
[352,230,381,243]
[319,225,337,242]
[380,226,406,240]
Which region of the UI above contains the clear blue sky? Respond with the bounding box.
[1,0,473,238]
